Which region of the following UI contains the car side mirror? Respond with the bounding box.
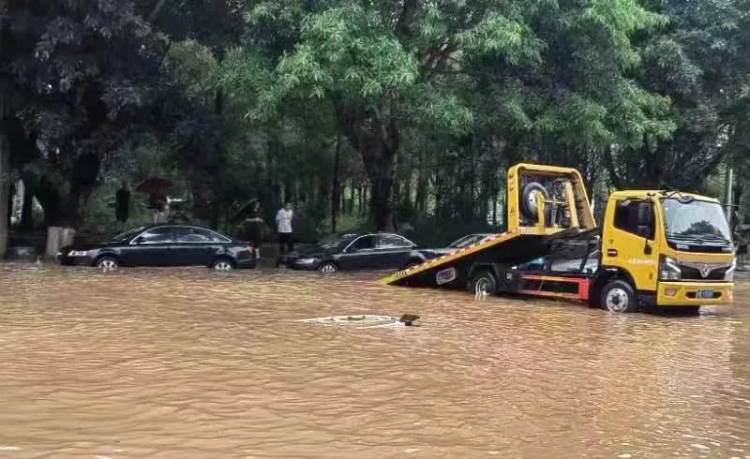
[133,236,144,244]
[347,247,358,253]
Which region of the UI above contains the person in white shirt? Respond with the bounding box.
[275,202,294,259]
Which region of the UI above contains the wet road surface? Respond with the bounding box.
[0,264,749,458]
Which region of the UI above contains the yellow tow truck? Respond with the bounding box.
[379,163,736,313]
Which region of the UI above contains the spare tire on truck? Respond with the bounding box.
[521,182,549,221]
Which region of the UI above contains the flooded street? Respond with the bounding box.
[0,265,749,459]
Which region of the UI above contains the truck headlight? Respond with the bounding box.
[659,256,681,281]
[725,257,737,281]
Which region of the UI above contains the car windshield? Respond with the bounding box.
[317,233,358,250]
[662,198,732,245]
[109,226,148,242]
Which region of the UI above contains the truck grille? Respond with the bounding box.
[678,262,732,281]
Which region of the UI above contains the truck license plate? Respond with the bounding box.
[697,290,714,299]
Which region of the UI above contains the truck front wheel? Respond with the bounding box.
[600,280,639,313]
[471,270,498,297]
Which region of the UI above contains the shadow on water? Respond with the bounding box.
[0,262,749,458]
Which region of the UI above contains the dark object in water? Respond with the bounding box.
[6,246,38,262]
[398,314,420,326]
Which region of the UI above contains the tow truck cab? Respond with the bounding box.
[596,191,735,312]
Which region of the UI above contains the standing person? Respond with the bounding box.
[738,229,748,268]
[245,200,264,260]
[115,181,130,228]
[275,202,294,266]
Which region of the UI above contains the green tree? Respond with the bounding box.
[231,0,671,230]
[607,0,750,190]
[0,0,162,255]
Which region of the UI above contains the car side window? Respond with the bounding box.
[349,235,376,251]
[378,234,412,249]
[175,227,223,243]
[139,227,174,244]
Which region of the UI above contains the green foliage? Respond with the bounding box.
[3,0,750,244]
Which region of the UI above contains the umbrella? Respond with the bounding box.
[134,176,174,194]
[233,199,260,220]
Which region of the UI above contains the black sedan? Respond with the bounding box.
[56,224,256,271]
[401,233,497,269]
[284,232,417,273]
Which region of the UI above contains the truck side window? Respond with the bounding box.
[614,200,655,239]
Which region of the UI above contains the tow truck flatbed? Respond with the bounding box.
[379,163,598,292]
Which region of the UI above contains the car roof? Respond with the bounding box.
[125,223,230,236]
[457,233,494,239]
[353,232,415,242]
[349,231,410,237]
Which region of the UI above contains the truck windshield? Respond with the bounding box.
[662,198,732,248]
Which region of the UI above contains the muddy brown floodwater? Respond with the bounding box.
[0,265,749,459]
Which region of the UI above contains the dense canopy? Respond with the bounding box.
[1,0,749,257]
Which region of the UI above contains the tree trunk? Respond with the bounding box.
[361,143,397,231]
[0,131,9,260]
[361,186,369,216]
[334,102,399,231]
[283,178,293,204]
[401,171,412,209]
[46,226,76,259]
[37,153,100,258]
[349,183,356,215]
[36,185,78,258]
[357,185,364,216]
[331,133,342,233]
[20,180,33,231]
[415,170,428,214]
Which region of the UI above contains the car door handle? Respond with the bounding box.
[606,249,618,257]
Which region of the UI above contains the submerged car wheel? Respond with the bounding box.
[318,262,338,274]
[211,258,235,271]
[471,270,498,297]
[600,280,638,313]
[96,256,120,271]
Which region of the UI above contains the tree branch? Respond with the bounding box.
[148,0,168,22]
[395,0,418,39]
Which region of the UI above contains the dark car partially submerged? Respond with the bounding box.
[284,232,417,273]
[401,233,497,269]
[57,224,256,271]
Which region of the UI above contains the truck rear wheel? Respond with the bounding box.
[471,270,498,297]
[600,280,639,313]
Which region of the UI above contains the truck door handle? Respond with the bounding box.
[607,249,618,257]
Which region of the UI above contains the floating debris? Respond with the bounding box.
[297,314,421,327]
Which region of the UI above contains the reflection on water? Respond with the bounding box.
[0,264,749,458]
